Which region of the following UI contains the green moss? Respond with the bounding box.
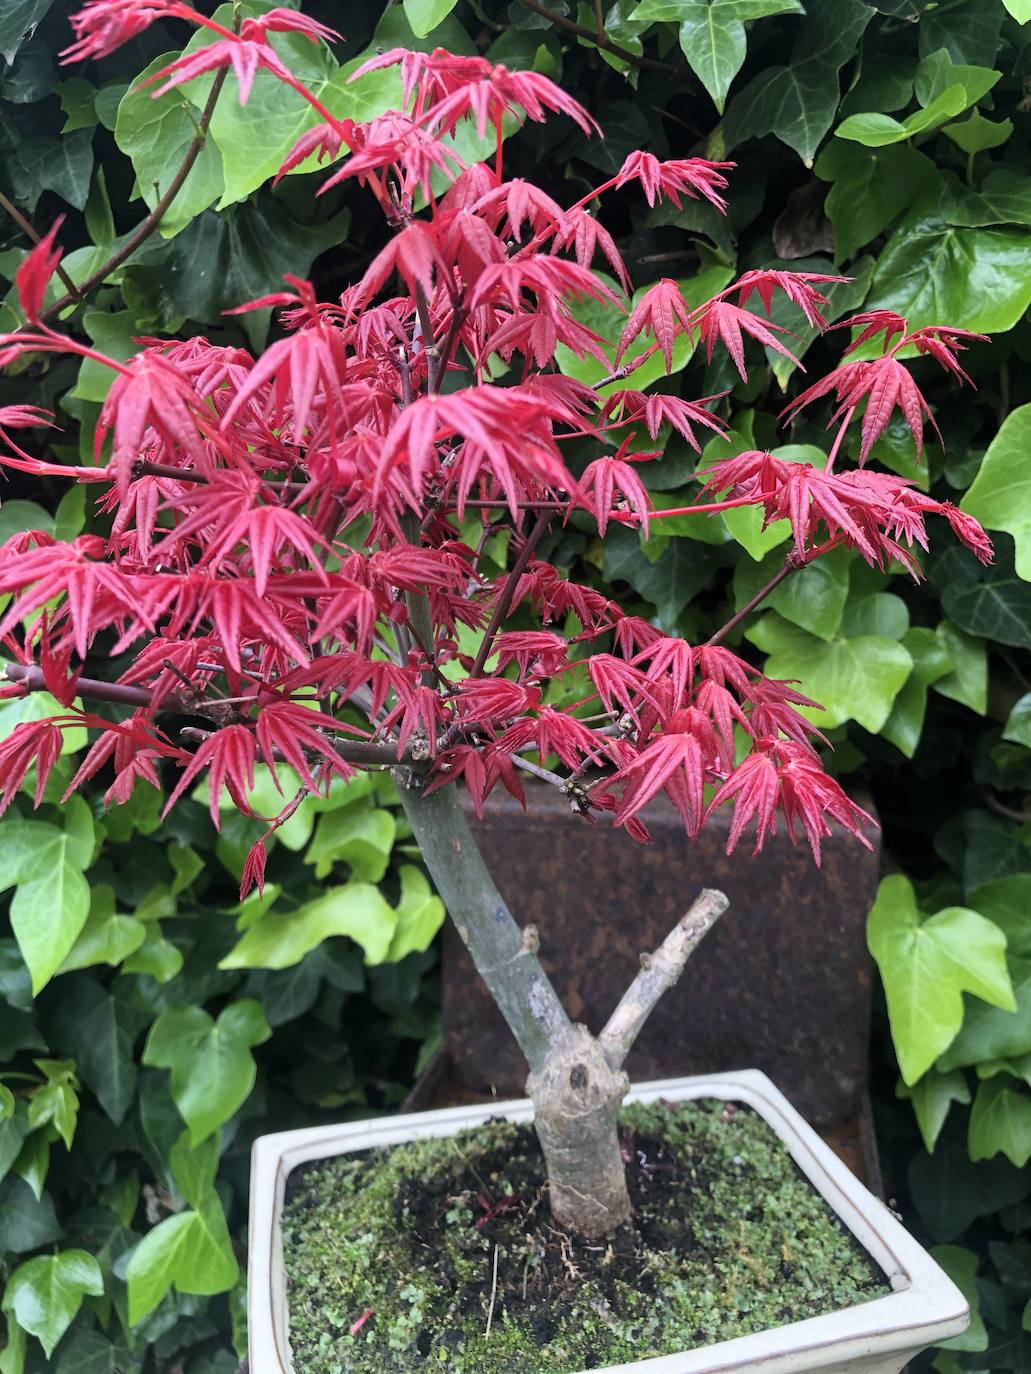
[281,1099,888,1372]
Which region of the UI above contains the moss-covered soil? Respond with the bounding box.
[281,1098,888,1372]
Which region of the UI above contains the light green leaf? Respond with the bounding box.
[305,807,396,882]
[724,0,873,164]
[57,901,144,974]
[747,611,912,730]
[403,0,459,37]
[555,264,733,393]
[899,1069,971,1152]
[114,53,223,237]
[914,47,1000,106]
[120,927,183,983]
[835,84,968,147]
[219,882,398,970]
[961,405,1031,580]
[867,211,1031,334]
[0,826,91,995]
[722,443,824,559]
[1003,0,1031,18]
[142,1000,271,1145]
[27,1060,78,1150]
[71,309,139,403]
[1002,693,1031,748]
[0,689,86,754]
[968,1078,1031,1167]
[881,626,953,757]
[386,866,446,962]
[125,1198,238,1324]
[943,110,1013,153]
[12,1132,48,1202]
[868,874,1016,1084]
[3,1251,103,1358]
[932,621,988,713]
[841,83,967,147]
[931,1246,988,1351]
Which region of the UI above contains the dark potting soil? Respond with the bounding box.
[281,1098,889,1373]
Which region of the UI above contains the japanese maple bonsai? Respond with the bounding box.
[0,0,993,1249]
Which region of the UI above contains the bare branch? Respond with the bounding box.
[39,60,233,324]
[597,888,729,1070]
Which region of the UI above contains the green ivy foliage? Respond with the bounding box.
[3,0,1031,1367]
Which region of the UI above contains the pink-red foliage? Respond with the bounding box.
[0,3,994,893]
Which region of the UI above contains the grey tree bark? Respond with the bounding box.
[396,773,728,1240]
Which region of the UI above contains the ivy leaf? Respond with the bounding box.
[3,1250,103,1358]
[969,1079,1031,1167]
[747,611,912,730]
[630,0,803,112]
[114,53,224,238]
[140,197,349,350]
[918,0,1003,67]
[1003,0,1031,19]
[555,264,733,393]
[724,0,874,165]
[898,1069,971,1152]
[403,0,460,38]
[9,130,94,212]
[0,823,91,995]
[0,0,57,64]
[386,866,446,963]
[1003,694,1031,748]
[605,528,717,629]
[961,404,1031,581]
[931,1246,989,1352]
[943,566,1031,648]
[867,874,1015,1084]
[914,47,1001,106]
[142,1000,271,1145]
[867,209,1031,334]
[219,883,399,971]
[881,626,953,757]
[933,620,988,714]
[124,1199,238,1324]
[938,877,1031,1070]
[305,807,397,883]
[722,443,823,559]
[27,1059,78,1150]
[57,887,146,975]
[183,22,350,206]
[48,979,146,1126]
[943,110,1013,153]
[908,1141,1030,1242]
[835,84,969,147]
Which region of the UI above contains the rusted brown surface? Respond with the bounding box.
[443,783,880,1129]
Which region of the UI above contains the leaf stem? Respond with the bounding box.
[0,191,81,303]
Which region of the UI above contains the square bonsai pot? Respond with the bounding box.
[248,1070,968,1374]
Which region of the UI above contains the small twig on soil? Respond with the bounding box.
[485,1246,500,1338]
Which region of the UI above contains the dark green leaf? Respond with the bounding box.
[0,0,56,65]
[0,1176,61,1253]
[724,0,874,165]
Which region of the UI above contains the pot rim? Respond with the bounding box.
[248,1069,969,1374]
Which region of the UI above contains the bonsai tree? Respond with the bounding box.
[0,0,992,1242]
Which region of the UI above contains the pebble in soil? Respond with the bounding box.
[281,1098,889,1373]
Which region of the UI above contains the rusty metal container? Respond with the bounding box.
[443,783,880,1131]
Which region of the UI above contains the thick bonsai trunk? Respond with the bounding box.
[527,1026,631,1237]
[396,775,728,1240]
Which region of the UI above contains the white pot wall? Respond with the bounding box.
[248,1070,968,1374]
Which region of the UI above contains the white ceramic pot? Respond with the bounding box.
[248,1069,968,1374]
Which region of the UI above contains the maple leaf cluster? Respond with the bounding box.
[0,2,994,894]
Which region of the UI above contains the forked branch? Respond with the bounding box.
[598,888,728,1070]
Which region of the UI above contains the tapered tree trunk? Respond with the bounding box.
[396,772,728,1239]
